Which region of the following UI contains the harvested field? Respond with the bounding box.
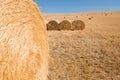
[45,11,120,80]
[48,30,120,80]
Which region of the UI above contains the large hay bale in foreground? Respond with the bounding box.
[72,20,85,30]
[47,20,59,30]
[59,20,72,30]
[0,0,49,80]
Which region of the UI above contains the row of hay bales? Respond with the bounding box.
[46,20,85,30]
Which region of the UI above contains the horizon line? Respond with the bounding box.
[42,10,120,14]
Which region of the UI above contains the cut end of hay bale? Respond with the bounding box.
[46,20,59,30]
[72,20,85,30]
[59,20,72,30]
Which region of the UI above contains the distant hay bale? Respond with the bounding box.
[88,17,93,20]
[88,18,92,20]
[72,20,85,30]
[59,20,72,30]
[46,20,60,30]
[76,16,78,18]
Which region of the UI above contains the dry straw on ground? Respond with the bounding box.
[48,31,120,80]
[46,20,59,30]
[72,20,85,30]
[0,0,49,80]
[59,20,72,30]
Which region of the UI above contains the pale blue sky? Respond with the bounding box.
[33,0,120,14]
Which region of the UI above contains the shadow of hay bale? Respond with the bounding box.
[46,20,60,30]
[59,20,72,30]
[72,20,85,30]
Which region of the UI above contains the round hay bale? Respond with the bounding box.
[0,0,49,80]
[59,20,72,30]
[72,20,85,30]
[46,20,59,30]
[88,17,92,20]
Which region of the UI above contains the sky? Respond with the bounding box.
[33,0,120,14]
